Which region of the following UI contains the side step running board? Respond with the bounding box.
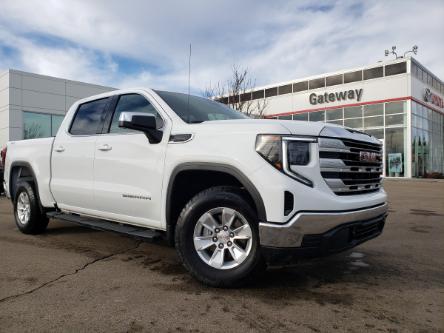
[46,212,163,242]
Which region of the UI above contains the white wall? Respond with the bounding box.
[264,74,410,117]
[0,70,115,148]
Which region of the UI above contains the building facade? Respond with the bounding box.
[219,57,444,178]
[0,69,114,149]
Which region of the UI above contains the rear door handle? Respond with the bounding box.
[54,146,65,153]
[98,144,112,151]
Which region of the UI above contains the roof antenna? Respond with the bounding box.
[187,43,191,113]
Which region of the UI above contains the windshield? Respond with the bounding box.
[155,90,248,123]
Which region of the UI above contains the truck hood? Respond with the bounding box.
[180,119,329,137]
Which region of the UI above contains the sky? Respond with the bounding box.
[0,0,443,95]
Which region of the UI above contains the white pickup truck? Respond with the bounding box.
[3,88,388,287]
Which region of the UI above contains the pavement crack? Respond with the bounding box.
[0,241,142,304]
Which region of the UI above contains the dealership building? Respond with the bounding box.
[1,57,443,179]
[0,69,114,149]
[220,57,444,178]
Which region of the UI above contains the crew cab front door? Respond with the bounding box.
[93,93,168,229]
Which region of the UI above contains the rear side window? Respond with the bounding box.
[70,98,109,135]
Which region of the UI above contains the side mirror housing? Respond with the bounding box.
[118,112,163,143]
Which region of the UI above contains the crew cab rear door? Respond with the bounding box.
[92,92,169,229]
[51,97,111,212]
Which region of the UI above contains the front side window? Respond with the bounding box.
[155,90,248,124]
[70,98,109,135]
[109,94,163,133]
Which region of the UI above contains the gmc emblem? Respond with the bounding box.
[360,151,379,163]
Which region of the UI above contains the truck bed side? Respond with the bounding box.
[5,137,56,208]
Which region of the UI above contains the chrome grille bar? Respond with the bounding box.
[319,137,383,195]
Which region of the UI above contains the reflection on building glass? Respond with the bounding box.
[23,112,65,139]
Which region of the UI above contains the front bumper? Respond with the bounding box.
[259,203,388,264]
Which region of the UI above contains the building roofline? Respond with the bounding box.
[410,57,443,84]
[6,68,116,90]
[251,57,412,92]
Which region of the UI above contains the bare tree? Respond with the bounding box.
[204,65,268,118]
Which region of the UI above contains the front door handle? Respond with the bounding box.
[98,144,112,151]
[54,146,65,153]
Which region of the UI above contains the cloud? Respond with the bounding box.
[0,0,443,94]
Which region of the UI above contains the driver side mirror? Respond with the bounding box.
[118,112,163,143]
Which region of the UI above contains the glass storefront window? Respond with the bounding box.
[23,112,65,139]
[326,119,343,126]
[24,112,51,139]
[411,101,444,178]
[309,111,325,122]
[386,127,406,177]
[344,106,362,118]
[385,114,405,126]
[364,103,383,116]
[365,129,384,140]
[364,116,384,128]
[385,101,405,114]
[51,115,64,136]
[293,113,308,121]
[344,118,362,129]
[325,108,343,120]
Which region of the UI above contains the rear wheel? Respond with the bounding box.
[14,181,48,234]
[175,186,264,287]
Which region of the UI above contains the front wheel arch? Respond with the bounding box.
[165,163,267,244]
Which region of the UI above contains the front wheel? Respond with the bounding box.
[175,186,264,287]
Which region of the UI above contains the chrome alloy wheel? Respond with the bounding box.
[193,207,253,270]
[16,192,31,225]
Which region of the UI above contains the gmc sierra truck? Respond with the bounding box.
[3,88,387,287]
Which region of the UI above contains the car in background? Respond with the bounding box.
[0,147,6,195]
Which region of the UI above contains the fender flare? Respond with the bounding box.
[9,161,43,212]
[165,162,267,241]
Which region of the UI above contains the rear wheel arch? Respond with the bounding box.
[165,163,266,245]
[9,162,43,211]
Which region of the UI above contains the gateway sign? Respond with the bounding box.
[309,89,363,105]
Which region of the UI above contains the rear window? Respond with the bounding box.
[70,98,109,135]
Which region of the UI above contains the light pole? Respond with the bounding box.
[385,45,418,59]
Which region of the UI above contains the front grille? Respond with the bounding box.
[319,137,383,195]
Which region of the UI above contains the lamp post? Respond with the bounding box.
[384,45,418,59]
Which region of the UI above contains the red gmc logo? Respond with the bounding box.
[360,151,379,163]
[424,88,444,109]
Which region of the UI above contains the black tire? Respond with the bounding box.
[175,186,265,287]
[13,181,48,234]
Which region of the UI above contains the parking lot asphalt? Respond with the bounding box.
[0,179,443,333]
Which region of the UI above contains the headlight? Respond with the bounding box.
[255,135,283,170]
[287,141,310,165]
[256,135,315,187]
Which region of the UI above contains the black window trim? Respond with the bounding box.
[68,96,112,137]
[103,92,166,135]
